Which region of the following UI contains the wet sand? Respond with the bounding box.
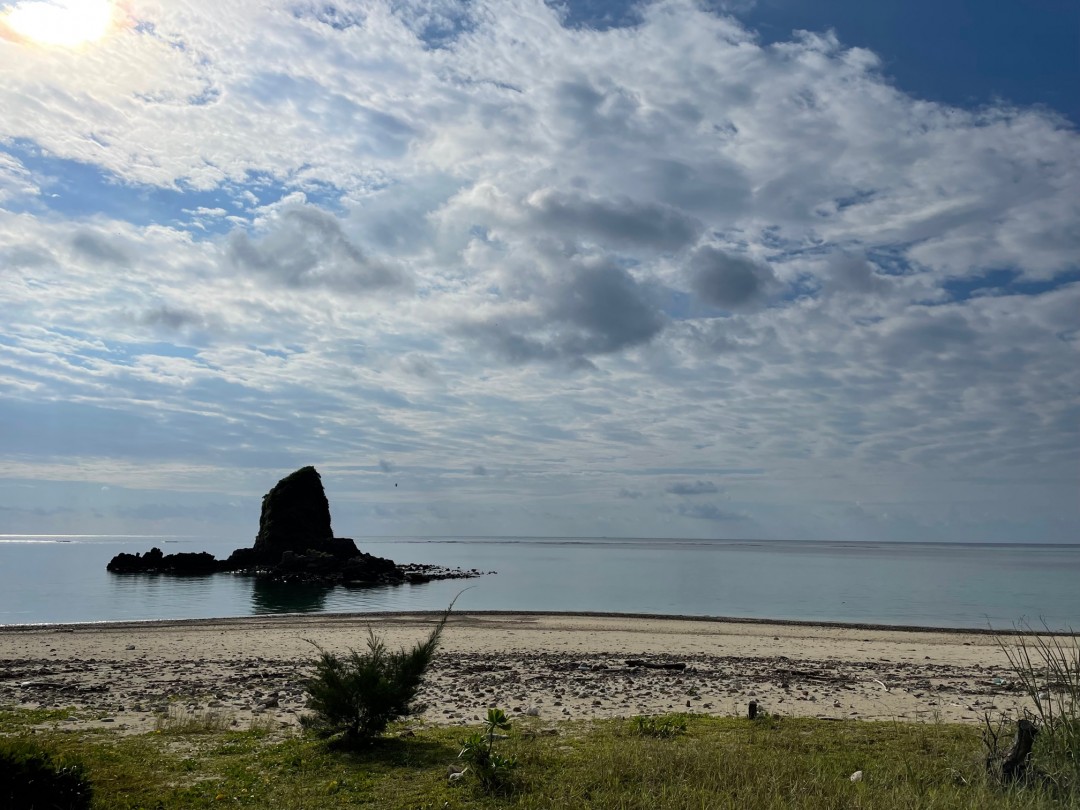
[0,612,1040,734]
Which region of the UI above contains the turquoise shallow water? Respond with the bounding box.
[0,535,1077,629]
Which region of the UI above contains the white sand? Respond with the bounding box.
[0,612,1042,734]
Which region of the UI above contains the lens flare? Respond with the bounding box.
[2,0,116,47]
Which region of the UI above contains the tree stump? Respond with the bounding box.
[1001,718,1038,783]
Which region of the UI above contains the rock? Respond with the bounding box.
[104,465,492,589]
[107,548,223,575]
[253,466,333,559]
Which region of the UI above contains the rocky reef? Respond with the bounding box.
[107,466,487,586]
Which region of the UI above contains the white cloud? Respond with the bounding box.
[0,152,39,203]
[0,0,1076,540]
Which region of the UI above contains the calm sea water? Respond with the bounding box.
[0,535,1077,630]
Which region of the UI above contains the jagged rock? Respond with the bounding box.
[324,536,361,559]
[107,548,222,575]
[253,466,333,560]
[221,546,260,571]
[340,550,401,582]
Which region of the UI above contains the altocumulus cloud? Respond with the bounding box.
[689,246,779,312]
[228,202,410,293]
[667,480,720,496]
[0,0,1076,542]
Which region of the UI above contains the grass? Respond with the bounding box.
[0,706,76,730]
[993,623,1080,792]
[2,708,1077,808]
[630,713,688,738]
[154,706,236,734]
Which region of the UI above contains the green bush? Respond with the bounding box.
[301,605,452,746]
[0,737,93,809]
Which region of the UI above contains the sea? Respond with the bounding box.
[0,535,1077,630]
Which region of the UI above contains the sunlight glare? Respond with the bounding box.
[2,0,115,47]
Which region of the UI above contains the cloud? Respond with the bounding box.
[689,246,778,311]
[821,253,892,295]
[228,203,410,293]
[71,230,131,267]
[0,151,38,203]
[676,503,744,521]
[524,188,703,252]
[0,0,1076,541]
[378,458,395,473]
[461,255,665,365]
[138,305,206,331]
[667,480,719,495]
[471,464,488,475]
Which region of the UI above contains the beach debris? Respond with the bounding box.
[872,678,890,691]
[775,666,838,683]
[525,705,540,717]
[748,700,758,719]
[850,770,863,782]
[625,659,687,671]
[447,765,468,781]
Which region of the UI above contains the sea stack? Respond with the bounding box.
[253,465,334,559]
[107,465,488,585]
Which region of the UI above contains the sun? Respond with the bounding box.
[1,0,116,47]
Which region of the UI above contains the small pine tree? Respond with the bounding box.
[302,604,453,746]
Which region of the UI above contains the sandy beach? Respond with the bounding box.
[0,612,1040,734]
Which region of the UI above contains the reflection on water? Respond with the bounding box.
[251,578,331,615]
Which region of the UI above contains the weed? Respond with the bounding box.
[154,705,233,734]
[457,707,519,793]
[996,622,1079,792]
[629,713,688,738]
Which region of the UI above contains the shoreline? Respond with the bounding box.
[1,608,1067,636]
[1,611,1055,735]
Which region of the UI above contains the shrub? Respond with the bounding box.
[457,708,518,792]
[0,737,93,810]
[302,604,453,746]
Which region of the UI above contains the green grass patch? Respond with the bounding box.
[0,705,77,729]
[2,708,1076,808]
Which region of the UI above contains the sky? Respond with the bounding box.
[0,0,1077,544]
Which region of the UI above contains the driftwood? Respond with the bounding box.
[1001,718,1038,783]
[625,659,687,671]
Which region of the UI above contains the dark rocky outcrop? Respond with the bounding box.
[107,548,221,576]
[106,466,489,589]
[253,466,334,561]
